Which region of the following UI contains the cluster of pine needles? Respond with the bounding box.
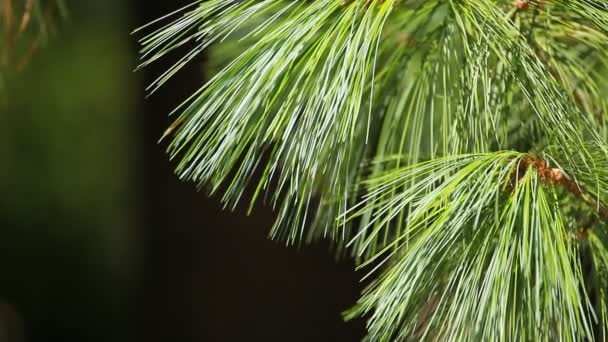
[137,0,608,340]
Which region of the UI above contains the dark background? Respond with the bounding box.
[0,1,365,341]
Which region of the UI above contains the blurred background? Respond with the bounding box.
[0,1,365,341]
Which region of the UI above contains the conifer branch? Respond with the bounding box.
[138,1,608,339]
[519,156,608,224]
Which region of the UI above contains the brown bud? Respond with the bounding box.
[512,0,529,10]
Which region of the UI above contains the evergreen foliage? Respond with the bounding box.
[138,1,608,340]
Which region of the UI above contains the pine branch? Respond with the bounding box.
[519,156,608,224]
[344,152,593,340]
[138,1,608,339]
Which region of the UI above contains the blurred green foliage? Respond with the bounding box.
[1,0,67,105]
[0,0,136,340]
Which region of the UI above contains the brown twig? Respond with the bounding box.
[15,0,57,72]
[18,0,34,34]
[510,0,542,21]
[2,0,15,66]
[512,0,530,11]
[518,156,608,224]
